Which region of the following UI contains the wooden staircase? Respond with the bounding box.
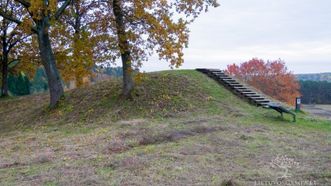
[197,68,296,121]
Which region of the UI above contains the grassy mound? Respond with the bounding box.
[0,70,253,130]
[2,70,329,131]
[0,70,330,185]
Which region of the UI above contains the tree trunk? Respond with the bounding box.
[1,26,9,97]
[1,52,9,97]
[36,19,64,108]
[112,0,134,97]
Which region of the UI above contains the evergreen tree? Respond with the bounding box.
[300,80,331,104]
[8,72,30,96]
[30,67,48,93]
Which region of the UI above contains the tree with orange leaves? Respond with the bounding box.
[226,58,301,105]
[0,0,32,97]
[97,0,220,97]
[0,0,71,108]
[1,0,219,106]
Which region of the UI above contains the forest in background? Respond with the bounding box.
[296,72,331,104]
[7,65,331,105]
[3,66,123,96]
[299,80,331,104]
[296,73,331,82]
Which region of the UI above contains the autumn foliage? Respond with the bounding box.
[1,0,219,107]
[226,58,301,105]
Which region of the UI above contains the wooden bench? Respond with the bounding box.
[266,103,296,122]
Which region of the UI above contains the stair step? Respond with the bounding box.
[216,76,229,79]
[227,83,242,86]
[220,78,237,83]
[220,80,237,84]
[236,89,251,92]
[247,97,264,100]
[226,82,242,85]
[260,102,269,104]
[245,93,261,96]
[251,97,266,100]
[230,84,244,87]
[225,80,239,83]
[233,87,245,89]
[235,87,249,90]
[224,81,238,84]
[227,82,240,84]
[236,90,250,93]
[214,74,226,77]
[240,91,255,93]
[238,88,254,91]
[246,94,263,98]
[255,100,270,103]
[219,76,232,78]
[215,75,228,78]
[214,72,227,75]
[208,69,223,73]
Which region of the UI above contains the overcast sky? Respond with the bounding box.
[142,0,331,74]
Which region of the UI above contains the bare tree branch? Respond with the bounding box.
[14,0,31,8]
[8,34,31,51]
[0,10,22,25]
[0,10,38,33]
[54,0,72,20]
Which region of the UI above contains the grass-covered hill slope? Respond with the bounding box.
[0,70,258,131]
[0,70,330,185]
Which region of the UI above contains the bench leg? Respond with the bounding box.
[292,114,296,122]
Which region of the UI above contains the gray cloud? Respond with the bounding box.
[142,0,331,73]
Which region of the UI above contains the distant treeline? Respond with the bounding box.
[94,66,123,78]
[3,66,123,96]
[296,73,331,82]
[299,80,331,104]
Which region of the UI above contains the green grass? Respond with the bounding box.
[0,70,330,185]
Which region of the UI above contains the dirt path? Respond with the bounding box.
[303,104,331,121]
